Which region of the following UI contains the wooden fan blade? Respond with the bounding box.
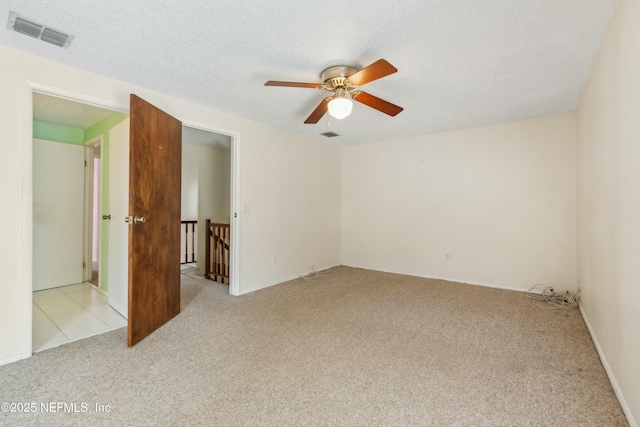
[265,81,323,89]
[347,59,398,86]
[353,92,403,116]
[304,98,330,124]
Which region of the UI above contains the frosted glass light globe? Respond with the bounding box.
[328,97,353,120]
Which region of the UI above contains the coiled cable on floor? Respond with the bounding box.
[526,284,580,309]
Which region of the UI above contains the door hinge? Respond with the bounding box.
[82,261,86,269]
[84,160,87,167]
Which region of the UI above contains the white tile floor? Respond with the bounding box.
[33,283,127,353]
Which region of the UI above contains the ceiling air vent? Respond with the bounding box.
[7,12,74,48]
[321,131,340,138]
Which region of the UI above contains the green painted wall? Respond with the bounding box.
[33,121,84,145]
[84,112,129,292]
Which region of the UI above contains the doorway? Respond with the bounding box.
[84,138,102,288]
[32,93,128,352]
[181,126,232,279]
[91,144,101,287]
[24,84,241,357]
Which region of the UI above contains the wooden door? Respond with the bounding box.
[128,95,182,346]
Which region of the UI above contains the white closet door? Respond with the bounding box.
[107,118,130,318]
[33,139,85,291]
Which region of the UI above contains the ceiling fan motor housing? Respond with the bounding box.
[321,66,358,91]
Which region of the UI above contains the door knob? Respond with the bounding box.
[125,216,147,224]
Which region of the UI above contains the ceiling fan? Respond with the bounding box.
[265,59,403,124]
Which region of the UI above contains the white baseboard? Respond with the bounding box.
[419,273,528,293]
[0,353,25,367]
[235,263,341,296]
[341,264,529,293]
[579,303,637,427]
[94,284,109,297]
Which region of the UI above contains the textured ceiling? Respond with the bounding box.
[182,126,231,149]
[1,1,619,146]
[33,93,113,130]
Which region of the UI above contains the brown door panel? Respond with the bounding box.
[128,94,182,347]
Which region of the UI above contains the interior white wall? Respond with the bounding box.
[575,0,640,423]
[0,44,341,364]
[240,128,341,291]
[341,114,577,291]
[196,145,231,275]
[180,146,199,266]
[198,146,231,225]
[181,146,199,221]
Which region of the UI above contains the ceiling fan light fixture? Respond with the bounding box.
[328,89,353,120]
[265,59,402,124]
[328,98,352,120]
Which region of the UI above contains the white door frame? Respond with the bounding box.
[83,136,102,284]
[21,81,129,359]
[22,81,242,360]
[181,119,241,297]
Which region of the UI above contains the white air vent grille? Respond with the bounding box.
[13,17,42,38]
[321,131,340,138]
[41,28,69,47]
[7,12,74,48]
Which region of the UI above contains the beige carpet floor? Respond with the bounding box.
[0,266,628,426]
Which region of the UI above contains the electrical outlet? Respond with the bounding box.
[273,255,277,263]
[445,253,451,261]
